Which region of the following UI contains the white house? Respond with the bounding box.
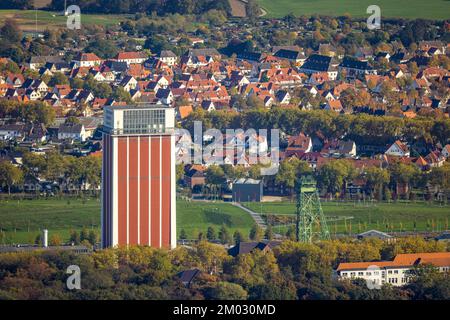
[0,124,25,141]
[58,123,89,142]
[73,53,103,68]
[115,52,147,65]
[336,252,450,287]
[159,50,177,66]
[120,76,138,92]
[385,140,410,157]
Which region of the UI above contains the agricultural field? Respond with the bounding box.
[0,10,129,32]
[0,198,254,244]
[257,0,450,20]
[245,201,450,234]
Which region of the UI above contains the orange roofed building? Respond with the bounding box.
[336,252,450,287]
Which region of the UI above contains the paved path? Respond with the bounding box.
[232,202,267,230]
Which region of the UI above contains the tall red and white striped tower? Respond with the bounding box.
[101,104,176,249]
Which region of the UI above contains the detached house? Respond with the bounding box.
[184,165,207,190]
[28,55,64,71]
[155,88,174,105]
[120,76,138,92]
[285,133,312,157]
[159,50,177,66]
[276,90,291,105]
[385,140,410,157]
[73,53,103,68]
[58,123,88,142]
[115,51,147,65]
[0,124,25,141]
[21,79,48,96]
[324,99,343,112]
[321,140,356,158]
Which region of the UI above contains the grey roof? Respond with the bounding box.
[29,55,64,64]
[435,232,450,241]
[228,241,281,257]
[187,48,220,57]
[105,60,128,72]
[234,178,261,185]
[272,45,302,54]
[160,50,177,58]
[237,51,264,62]
[300,54,336,72]
[0,124,25,131]
[156,88,172,99]
[357,229,392,239]
[59,123,84,134]
[274,49,305,60]
[177,268,201,285]
[339,56,373,71]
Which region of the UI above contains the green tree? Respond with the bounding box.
[179,229,187,240]
[218,225,231,244]
[249,224,263,241]
[88,230,99,246]
[233,230,245,245]
[245,0,261,21]
[364,167,390,200]
[317,159,355,198]
[206,226,217,241]
[112,86,132,103]
[203,282,248,300]
[264,225,274,240]
[49,233,62,246]
[276,158,312,190]
[0,161,23,194]
[80,228,89,243]
[49,73,69,86]
[0,19,22,43]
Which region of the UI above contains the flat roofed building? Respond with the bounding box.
[232,178,263,202]
[102,104,176,249]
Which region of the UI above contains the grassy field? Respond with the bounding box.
[258,0,450,20]
[0,198,254,244]
[0,10,129,31]
[245,201,450,234]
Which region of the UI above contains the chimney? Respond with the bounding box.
[42,229,48,248]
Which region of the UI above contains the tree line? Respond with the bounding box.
[183,108,450,148]
[0,237,448,300]
[0,0,231,16]
[0,151,102,195]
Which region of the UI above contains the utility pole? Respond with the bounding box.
[34,0,38,37]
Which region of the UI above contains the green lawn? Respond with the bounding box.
[258,0,450,19]
[0,198,254,244]
[244,201,450,234]
[177,201,255,239]
[0,10,130,31]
